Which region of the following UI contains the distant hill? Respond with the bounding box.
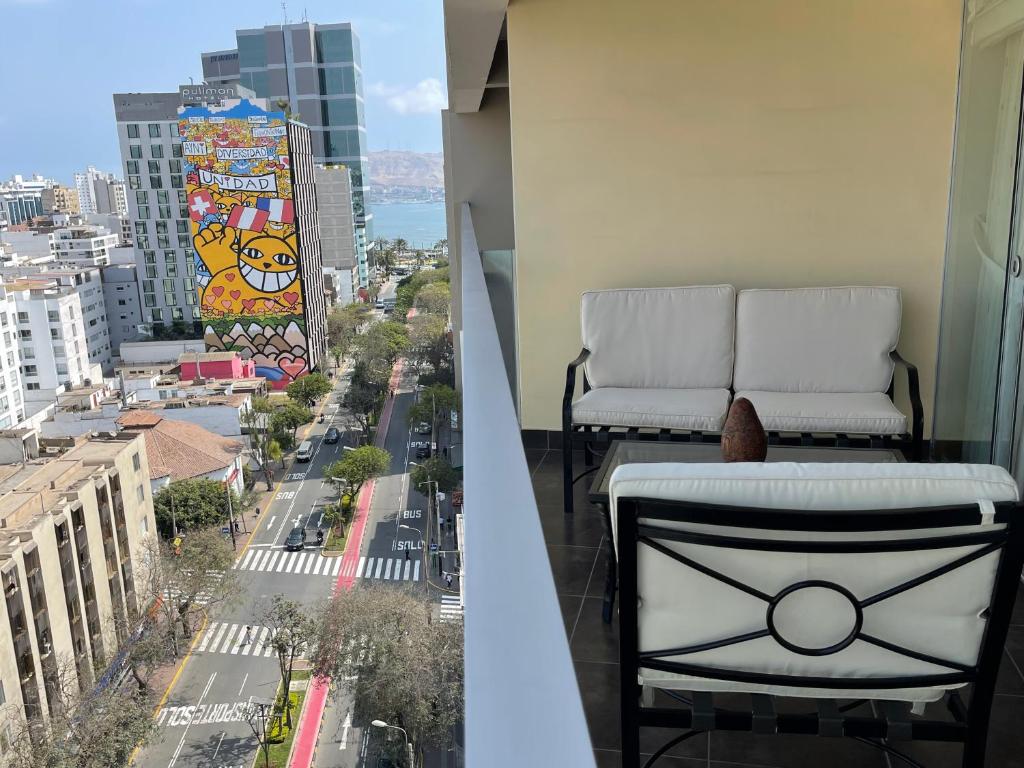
[367,151,444,202]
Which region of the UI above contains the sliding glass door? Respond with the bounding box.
[934,0,1024,478]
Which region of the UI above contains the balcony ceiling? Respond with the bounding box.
[444,0,507,112]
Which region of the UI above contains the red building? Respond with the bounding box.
[178,351,255,381]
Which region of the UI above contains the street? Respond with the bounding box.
[135,280,460,768]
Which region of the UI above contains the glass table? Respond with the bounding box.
[587,441,906,622]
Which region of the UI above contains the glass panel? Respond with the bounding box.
[934,0,1024,463]
[481,249,517,411]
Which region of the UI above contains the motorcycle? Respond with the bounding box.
[318,414,325,423]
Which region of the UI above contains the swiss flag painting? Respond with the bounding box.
[187,190,216,222]
[256,198,295,224]
[226,205,270,232]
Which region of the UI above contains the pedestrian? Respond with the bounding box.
[445,573,453,588]
[242,625,252,645]
[405,549,410,561]
[233,520,240,533]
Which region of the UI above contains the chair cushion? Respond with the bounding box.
[734,287,901,393]
[735,390,907,435]
[572,387,731,431]
[609,462,1019,702]
[581,285,736,390]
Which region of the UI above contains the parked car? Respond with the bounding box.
[296,440,313,462]
[416,444,431,459]
[416,421,431,435]
[324,427,340,444]
[284,526,306,551]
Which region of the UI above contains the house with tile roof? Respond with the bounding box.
[115,411,244,495]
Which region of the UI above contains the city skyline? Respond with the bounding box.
[0,0,447,182]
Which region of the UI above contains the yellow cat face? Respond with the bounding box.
[237,234,299,293]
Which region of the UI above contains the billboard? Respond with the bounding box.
[178,99,308,388]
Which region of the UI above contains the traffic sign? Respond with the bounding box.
[429,543,439,552]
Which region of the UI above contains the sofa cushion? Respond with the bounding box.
[736,390,907,435]
[581,285,736,390]
[734,287,901,393]
[572,387,730,432]
[609,462,1019,702]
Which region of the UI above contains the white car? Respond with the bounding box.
[416,421,432,435]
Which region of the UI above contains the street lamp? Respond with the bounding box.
[371,720,414,767]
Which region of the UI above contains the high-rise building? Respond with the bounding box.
[314,165,360,304]
[200,22,373,271]
[0,432,157,725]
[75,167,128,217]
[112,92,198,333]
[178,96,327,386]
[100,263,144,356]
[0,175,53,227]
[40,185,80,216]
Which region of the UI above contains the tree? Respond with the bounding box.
[342,368,384,440]
[258,596,315,730]
[377,247,396,278]
[414,281,451,316]
[153,478,241,539]
[410,456,459,495]
[267,438,284,469]
[241,396,276,490]
[138,530,241,651]
[242,698,275,768]
[395,267,449,315]
[393,237,409,254]
[407,384,460,431]
[327,303,371,356]
[408,315,452,373]
[116,615,173,693]
[433,238,447,251]
[326,445,391,500]
[270,400,313,443]
[310,585,463,756]
[4,658,158,768]
[286,372,332,408]
[356,320,409,366]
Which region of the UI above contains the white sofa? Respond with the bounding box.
[562,285,924,514]
[610,461,1024,767]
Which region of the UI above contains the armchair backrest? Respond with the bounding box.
[733,286,901,393]
[580,285,736,390]
[610,462,1023,701]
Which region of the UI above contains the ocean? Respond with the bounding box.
[369,201,448,248]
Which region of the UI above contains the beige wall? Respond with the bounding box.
[506,0,962,431]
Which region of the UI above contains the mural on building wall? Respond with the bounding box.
[178,99,308,388]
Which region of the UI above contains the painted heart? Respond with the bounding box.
[283,292,299,306]
[230,290,241,300]
[242,299,256,311]
[211,286,224,297]
[221,299,232,309]
[264,299,278,310]
[279,358,307,379]
[225,273,236,282]
[204,294,215,304]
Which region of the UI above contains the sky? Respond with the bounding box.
[0,0,447,184]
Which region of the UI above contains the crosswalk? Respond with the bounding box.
[440,594,463,623]
[343,556,422,582]
[195,622,289,657]
[233,548,343,577]
[162,571,225,607]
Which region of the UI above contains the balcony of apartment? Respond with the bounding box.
[457,192,1024,768]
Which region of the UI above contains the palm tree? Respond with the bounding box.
[394,237,409,255]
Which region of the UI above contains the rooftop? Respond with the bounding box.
[116,412,242,482]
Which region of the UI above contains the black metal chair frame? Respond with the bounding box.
[562,348,925,515]
[616,496,1024,768]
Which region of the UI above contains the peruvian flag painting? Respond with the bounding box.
[226,205,270,232]
[187,190,217,222]
[256,198,295,224]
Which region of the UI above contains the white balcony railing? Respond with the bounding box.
[460,203,595,767]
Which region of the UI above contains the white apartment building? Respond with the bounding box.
[9,278,103,400]
[74,167,128,217]
[0,287,25,429]
[101,263,144,357]
[53,225,118,267]
[85,213,132,247]
[35,268,112,373]
[0,231,56,264]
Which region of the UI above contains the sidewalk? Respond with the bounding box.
[288,359,405,768]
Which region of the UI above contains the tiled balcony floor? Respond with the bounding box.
[528,448,1024,768]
